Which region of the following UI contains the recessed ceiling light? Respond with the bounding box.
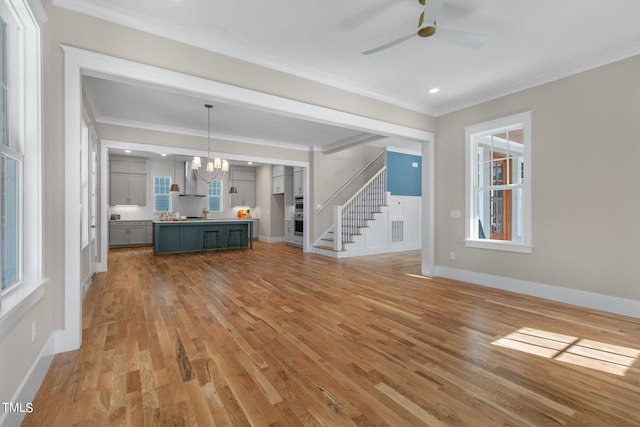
[161,153,167,156]
[124,149,131,153]
[428,87,440,94]
[248,161,253,165]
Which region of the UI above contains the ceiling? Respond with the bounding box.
[69,0,640,154]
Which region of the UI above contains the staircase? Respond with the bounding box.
[314,167,387,258]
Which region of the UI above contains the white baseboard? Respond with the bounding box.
[95,261,107,273]
[0,332,57,427]
[435,265,640,319]
[334,243,421,258]
[258,236,284,243]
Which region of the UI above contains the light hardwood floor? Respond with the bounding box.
[24,242,640,426]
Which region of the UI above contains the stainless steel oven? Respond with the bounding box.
[294,197,303,235]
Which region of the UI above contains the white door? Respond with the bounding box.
[89,130,98,274]
[80,119,98,296]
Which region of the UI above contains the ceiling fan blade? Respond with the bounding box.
[423,0,446,26]
[361,32,417,55]
[434,27,489,49]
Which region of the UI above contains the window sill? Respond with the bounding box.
[0,278,49,338]
[464,239,534,253]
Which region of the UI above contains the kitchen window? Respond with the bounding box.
[465,111,533,253]
[154,176,171,212]
[208,180,222,213]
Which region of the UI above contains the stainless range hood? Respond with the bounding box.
[180,160,206,197]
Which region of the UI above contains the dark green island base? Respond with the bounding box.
[153,219,254,255]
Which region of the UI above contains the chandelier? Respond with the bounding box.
[193,104,228,183]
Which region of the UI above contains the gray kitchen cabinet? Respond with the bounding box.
[272,165,292,196]
[284,219,295,244]
[230,166,256,207]
[146,222,153,244]
[109,225,129,246]
[272,175,284,194]
[110,220,152,247]
[293,167,304,198]
[110,156,147,206]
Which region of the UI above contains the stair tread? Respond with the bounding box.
[314,245,345,252]
[322,237,358,243]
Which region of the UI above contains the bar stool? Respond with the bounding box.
[202,229,220,251]
[227,228,244,250]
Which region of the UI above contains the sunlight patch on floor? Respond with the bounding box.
[405,273,433,280]
[492,327,640,376]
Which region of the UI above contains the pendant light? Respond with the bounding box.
[170,154,180,193]
[193,104,229,183]
[229,186,238,194]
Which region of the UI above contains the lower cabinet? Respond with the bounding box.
[284,220,302,247]
[110,221,153,247]
[285,220,294,244]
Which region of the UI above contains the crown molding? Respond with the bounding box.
[52,0,432,115]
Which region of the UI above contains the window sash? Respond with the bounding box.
[208,180,222,213]
[154,176,171,212]
[1,149,22,290]
[0,6,23,291]
[1,17,8,148]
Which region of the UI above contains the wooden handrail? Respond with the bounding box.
[314,150,385,214]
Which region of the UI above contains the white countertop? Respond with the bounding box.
[153,218,256,224]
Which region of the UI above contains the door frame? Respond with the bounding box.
[61,46,435,352]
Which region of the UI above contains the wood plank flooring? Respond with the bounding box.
[24,242,640,426]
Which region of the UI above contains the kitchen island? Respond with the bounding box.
[153,218,254,255]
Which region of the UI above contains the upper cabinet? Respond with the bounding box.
[293,167,305,198]
[230,166,256,207]
[272,165,292,196]
[110,155,147,206]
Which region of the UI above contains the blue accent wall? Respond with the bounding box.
[387,152,422,196]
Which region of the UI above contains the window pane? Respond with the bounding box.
[1,18,7,147]
[2,154,19,289]
[155,195,169,212]
[208,180,222,212]
[154,176,171,212]
[476,188,522,242]
[208,196,221,212]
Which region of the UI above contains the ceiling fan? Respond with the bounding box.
[362,0,489,55]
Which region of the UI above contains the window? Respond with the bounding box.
[154,176,171,212]
[0,0,44,321]
[208,180,223,213]
[465,112,532,252]
[1,10,21,290]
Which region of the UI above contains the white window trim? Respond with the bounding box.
[208,179,223,213]
[0,0,45,333]
[464,111,533,253]
[153,175,172,213]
